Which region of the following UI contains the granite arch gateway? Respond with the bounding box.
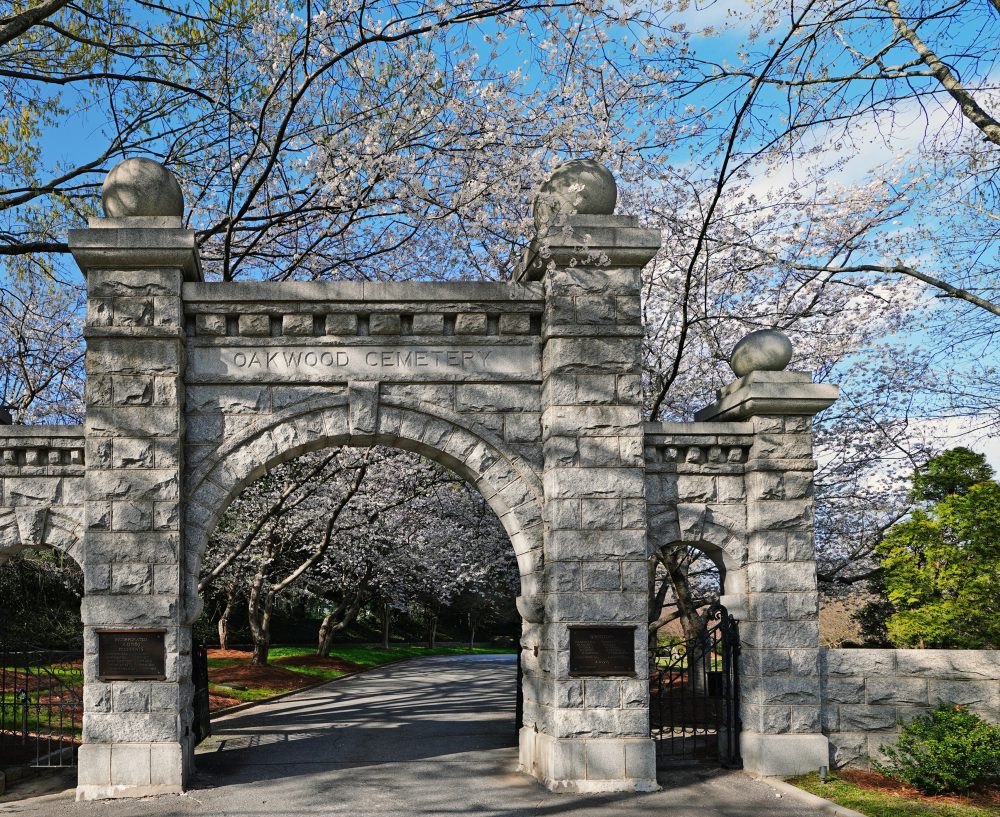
[0,158,858,800]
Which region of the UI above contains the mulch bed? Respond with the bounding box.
[209,662,316,691]
[0,737,74,766]
[207,691,242,711]
[207,649,256,660]
[838,769,1000,810]
[206,649,364,712]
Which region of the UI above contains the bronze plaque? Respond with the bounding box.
[97,629,166,680]
[569,626,636,676]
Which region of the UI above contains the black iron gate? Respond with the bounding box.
[0,643,82,768]
[192,639,212,746]
[650,603,741,767]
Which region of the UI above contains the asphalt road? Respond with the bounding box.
[0,654,819,817]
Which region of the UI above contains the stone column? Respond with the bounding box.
[695,331,838,776]
[516,161,661,792]
[68,159,200,799]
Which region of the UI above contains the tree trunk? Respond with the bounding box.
[217,586,235,651]
[316,596,362,657]
[427,614,438,649]
[468,613,476,651]
[665,551,705,643]
[317,599,348,656]
[247,574,272,666]
[381,603,391,650]
[664,549,708,692]
[251,625,270,665]
[258,595,274,664]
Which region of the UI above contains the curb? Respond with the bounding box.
[750,774,868,817]
[0,763,33,794]
[209,678,336,719]
[1,747,77,794]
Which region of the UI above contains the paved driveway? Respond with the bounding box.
[1,654,817,816]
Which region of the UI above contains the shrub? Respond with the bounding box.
[874,703,1000,795]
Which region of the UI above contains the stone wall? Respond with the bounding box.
[821,648,1000,768]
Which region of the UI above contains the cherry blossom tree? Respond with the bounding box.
[200,445,517,661]
[5,0,998,643]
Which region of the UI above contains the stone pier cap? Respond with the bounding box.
[695,370,839,422]
[697,329,839,421]
[69,157,202,281]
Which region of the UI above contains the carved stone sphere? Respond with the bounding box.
[533,159,617,229]
[102,157,184,218]
[730,329,793,377]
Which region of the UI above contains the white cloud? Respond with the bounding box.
[740,96,963,204]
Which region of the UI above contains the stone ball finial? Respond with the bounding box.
[101,157,184,218]
[533,158,617,229]
[730,329,793,377]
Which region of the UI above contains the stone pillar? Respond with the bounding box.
[68,159,200,799]
[516,161,661,792]
[695,333,838,777]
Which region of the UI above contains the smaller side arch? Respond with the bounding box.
[0,504,84,566]
[647,498,748,619]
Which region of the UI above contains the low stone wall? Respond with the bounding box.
[820,648,1000,768]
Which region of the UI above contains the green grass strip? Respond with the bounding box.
[789,772,998,817]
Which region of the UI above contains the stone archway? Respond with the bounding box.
[16,156,843,800]
[182,397,545,622]
[66,156,665,798]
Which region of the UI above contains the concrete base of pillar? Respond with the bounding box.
[518,728,659,793]
[76,742,185,801]
[740,732,829,777]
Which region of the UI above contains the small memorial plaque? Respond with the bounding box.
[569,626,636,677]
[97,629,166,680]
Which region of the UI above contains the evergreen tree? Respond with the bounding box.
[876,450,999,648]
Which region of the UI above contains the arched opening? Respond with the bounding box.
[649,538,744,645]
[0,544,84,793]
[648,541,743,767]
[183,399,544,623]
[182,403,539,784]
[194,444,520,665]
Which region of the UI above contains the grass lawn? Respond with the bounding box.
[269,643,514,666]
[789,772,1000,817]
[208,644,516,709]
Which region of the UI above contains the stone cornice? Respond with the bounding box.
[182,280,544,304]
[694,371,839,422]
[68,225,202,281]
[516,214,662,281]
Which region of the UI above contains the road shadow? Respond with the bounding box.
[191,655,518,786]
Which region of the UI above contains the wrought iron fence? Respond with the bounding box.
[0,643,82,768]
[650,603,741,767]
